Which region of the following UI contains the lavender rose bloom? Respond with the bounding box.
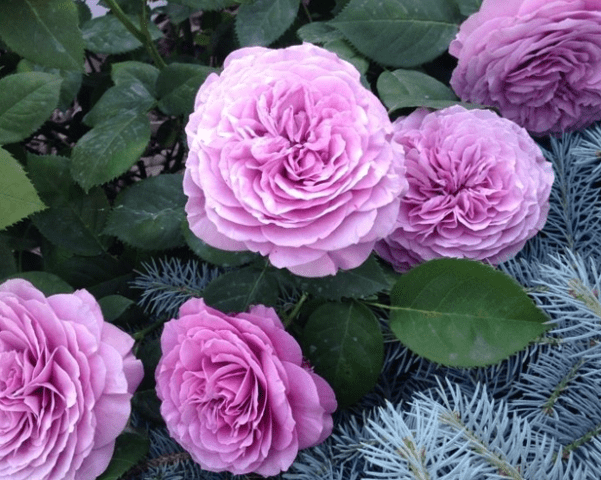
[184,43,407,277]
[155,298,336,477]
[449,0,601,136]
[375,106,554,272]
[0,279,144,480]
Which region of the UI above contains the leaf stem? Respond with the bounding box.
[283,292,308,328]
[103,0,166,69]
[139,1,167,69]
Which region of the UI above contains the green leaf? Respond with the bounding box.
[0,148,46,230]
[377,69,459,111]
[97,432,150,480]
[291,255,389,300]
[71,111,151,191]
[112,61,160,98]
[0,0,84,71]
[6,271,74,295]
[301,301,384,408]
[322,39,369,76]
[17,59,83,112]
[103,174,187,250]
[0,72,62,145]
[28,153,110,256]
[297,22,345,44]
[182,220,258,267]
[82,14,162,54]
[236,0,301,47]
[330,0,461,67]
[167,0,239,9]
[389,258,551,367]
[83,84,156,127]
[202,263,280,313]
[156,63,217,116]
[0,236,17,280]
[454,0,482,16]
[98,294,135,323]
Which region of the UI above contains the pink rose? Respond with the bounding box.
[0,279,144,480]
[184,43,407,277]
[449,0,601,136]
[375,106,554,272]
[155,298,336,476]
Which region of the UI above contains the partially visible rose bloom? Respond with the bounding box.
[184,43,407,277]
[449,0,601,136]
[0,279,144,480]
[155,298,336,477]
[375,106,554,272]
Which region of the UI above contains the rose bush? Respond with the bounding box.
[449,0,601,136]
[375,106,554,272]
[184,43,407,277]
[0,279,144,480]
[155,298,337,477]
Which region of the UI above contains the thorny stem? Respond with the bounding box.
[439,410,524,480]
[397,437,431,480]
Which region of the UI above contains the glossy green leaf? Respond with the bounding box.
[302,301,384,408]
[291,255,389,300]
[455,0,482,16]
[202,263,280,313]
[28,153,111,256]
[71,111,151,191]
[236,0,300,47]
[389,258,551,367]
[297,21,345,44]
[167,0,239,9]
[322,39,369,76]
[156,63,217,116]
[182,220,258,267]
[82,14,162,54]
[98,295,135,323]
[17,60,83,112]
[103,174,187,250]
[0,148,46,230]
[6,271,74,295]
[377,69,459,111]
[83,84,156,127]
[111,61,160,98]
[0,72,62,145]
[330,0,461,67]
[97,432,150,480]
[0,0,84,71]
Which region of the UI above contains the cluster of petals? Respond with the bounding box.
[0,279,143,480]
[155,298,336,476]
[449,0,601,136]
[184,43,407,277]
[375,106,554,272]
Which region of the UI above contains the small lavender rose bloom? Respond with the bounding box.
[0,279,144,480]
[155,298,337,477]
[184,43,407,277]
[449,0,601,136]
[375,106,554,272]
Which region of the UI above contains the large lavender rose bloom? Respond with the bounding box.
[155,298,336,477]
[449,0,601,136]
[0,279,144,480]
[184,43,407,277]
[375,106,554,272]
